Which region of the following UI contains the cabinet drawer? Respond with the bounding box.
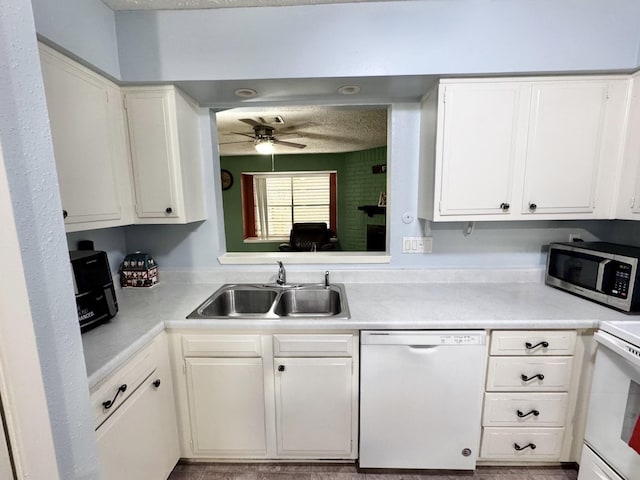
[182,334,262,357]
[483,393,568,427]
[90,342,157,429]
[490,330,577,356]
[480,427,564,460]
[486,357,573,391]
[273,334,353,357]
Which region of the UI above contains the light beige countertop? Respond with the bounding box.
[81,274,632,389]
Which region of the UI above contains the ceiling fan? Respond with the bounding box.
[219,118,307,154]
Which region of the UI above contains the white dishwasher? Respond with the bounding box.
[359,330,487,470]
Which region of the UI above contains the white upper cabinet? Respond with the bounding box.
[437,83,528,216]
[420,76,629,222]
[521,81,608,215]
[615,72,640,219]
[39,43,134,232]
[123,86,207,224]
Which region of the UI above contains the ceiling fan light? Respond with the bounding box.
[255,140,275,155]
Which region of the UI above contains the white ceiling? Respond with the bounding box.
[102,0,403,10]
[216,105,387,156]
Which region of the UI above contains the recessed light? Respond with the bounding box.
[234,88,257,98]
[337,85,361,95]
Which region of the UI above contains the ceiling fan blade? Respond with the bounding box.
[239,118,263,127]
[228,131,257,139]
[277,122,317,133]
[219,139,254,145]
[273,139,307,149]
[271,132,302,139]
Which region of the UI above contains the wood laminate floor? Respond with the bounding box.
[168,463,579,480]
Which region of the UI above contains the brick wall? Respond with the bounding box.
[339,147,387,251]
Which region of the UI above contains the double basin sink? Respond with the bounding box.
[187,283,350,320]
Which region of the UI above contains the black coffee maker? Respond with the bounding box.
[69,249,118,332]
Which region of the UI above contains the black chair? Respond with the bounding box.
[279,223,336,251]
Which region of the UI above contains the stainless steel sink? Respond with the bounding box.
[273,288,342,317]
[187,283,350,320]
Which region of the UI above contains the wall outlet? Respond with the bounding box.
[402,236,433,253]
[569,233,582,242]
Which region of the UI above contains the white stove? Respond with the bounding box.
[579,320,640,480]
[600,320,640,348]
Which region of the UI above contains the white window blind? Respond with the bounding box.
[253,172,331,239]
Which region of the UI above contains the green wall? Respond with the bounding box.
[221,147,387,252]
[340,147,387,251]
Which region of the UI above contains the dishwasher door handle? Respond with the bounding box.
[407,345,438,350]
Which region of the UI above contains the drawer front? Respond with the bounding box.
[486,357,573,392]
[182,334,262,357]
[480,427,564,460]
[483,392,569,427]
[273,334,353,357]
[490,330,577,356]
[91,342,157,428]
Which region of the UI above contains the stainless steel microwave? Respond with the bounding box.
[545,242,640,313]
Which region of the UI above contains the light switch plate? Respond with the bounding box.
[402,236,433,253]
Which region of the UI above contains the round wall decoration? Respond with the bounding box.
[221,169,234,190]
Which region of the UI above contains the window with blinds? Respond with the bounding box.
[242,171,337,240]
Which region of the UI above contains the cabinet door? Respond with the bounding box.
[626,76,640,217]
[522,81,608,214]
[185,357,267,457]
[96,373,180,480]
[438,83,527,216]
[40,47,122,225]
[274,357,353,457]
[124,90,180,219]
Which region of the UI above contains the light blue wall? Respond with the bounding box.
[0,1,100,478]
[32,0,121,78]
[119,103,635,270]
[67,228,129,278]
[115,0,640,82]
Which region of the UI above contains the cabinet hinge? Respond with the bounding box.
[182,362,186,375]
[631,196,636,209]
[442,88,447,104]
[190,439,193,451]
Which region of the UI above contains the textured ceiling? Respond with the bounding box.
[102,0,399,10]
[216,106,387,156]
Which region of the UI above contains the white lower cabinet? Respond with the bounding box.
[481,427,565,460]
[171,332,358,460]
[185,357,267,456]
[274,357,353,457]
[94,333,179,480]
[480,330,579,463]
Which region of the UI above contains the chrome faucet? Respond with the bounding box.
[324,270,330,288]
[276,261,287,286]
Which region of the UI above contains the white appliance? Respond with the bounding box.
[359,330,487,470]
[580,321,640,480]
